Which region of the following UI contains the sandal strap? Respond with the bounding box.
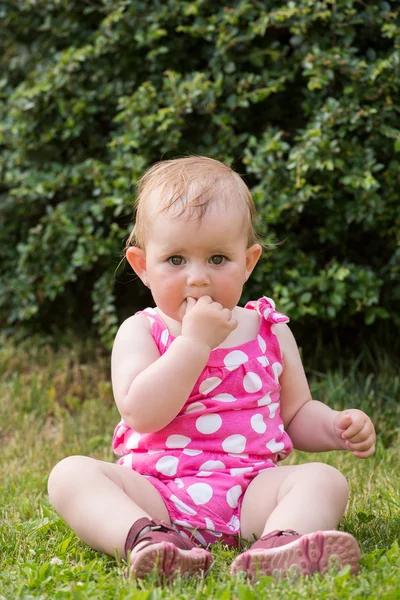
[124,517,153,556]
[249,529,301,551]
[125,517,198,556]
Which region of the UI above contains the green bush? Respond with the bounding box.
[1,0,399,349]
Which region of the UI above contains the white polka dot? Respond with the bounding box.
[144,307,157,315]
[212,393,236,403]
[126,431,141,449]
[272,362,283,381]
[147,449,163,455]
[266,438,285,453]
[224,350,249,371]
[165,435,191,449]
[263,308,271,320]
[243,372,263,393]
[179,530,190,540]
[183,448,203,456]
[170,495,197,516]
[222,434,247,453]
[268,403,279,419]
[187,483,213,505]
[226,485,242,508]
[185,402,206,413]
[174,519,192,527]
[199,377,222,395]
[200,460,225,471]
[227,515,240,531]
[174,478,185,488]
[257,356,269,367]
[265,297,276,309]
[258,335,266,353]
[230,467,253,476]
[278,424,284,432]
[155,456,179,476]
[116,423,128,437]
[161,329,169,346]
[205,517,215,531]
[121,454,133,467]
[196,414,222,434]
[192,529,207,546]
[258,392,272,406]
[251,414,267,434]
[197,471,213,477]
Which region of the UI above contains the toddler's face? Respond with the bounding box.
[128,201,261,323]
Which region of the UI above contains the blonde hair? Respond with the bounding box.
[125,156,258,251]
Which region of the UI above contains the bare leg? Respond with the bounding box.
[48,455,170,558]
[231,462,359,578]
[48,455,214,578]
[240,462,349,540]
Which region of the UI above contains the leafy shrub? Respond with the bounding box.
[1,0,399,349]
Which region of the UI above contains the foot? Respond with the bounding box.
[125,518,213,579]
[230,529,360,580]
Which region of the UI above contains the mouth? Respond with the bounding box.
[185,296,213,302]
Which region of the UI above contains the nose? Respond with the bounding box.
[186,263,210,287]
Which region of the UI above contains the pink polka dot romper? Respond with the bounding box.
[113,297,293,548]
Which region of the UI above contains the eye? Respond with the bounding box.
[210,255,226,265]
[168,256,184,266]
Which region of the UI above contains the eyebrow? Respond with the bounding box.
[159,246,186,255]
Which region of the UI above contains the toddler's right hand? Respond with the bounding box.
[182,296,238,350]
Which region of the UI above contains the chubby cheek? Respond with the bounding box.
[216,274,244,308]
[150,279,186,319]
[220,294,242,311]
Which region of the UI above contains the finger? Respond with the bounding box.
[345,433,376,451]
[221,308,232,319]
[211,301,223,311]
[341,418,365,439]
[196,295,213,305]
[352,443,376,459]
[228,317,238,331]
[336,413,352,432]
[185,297,197,313]
[344,422,372,443]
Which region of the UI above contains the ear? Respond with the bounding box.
[126,246,148,286]
[245,243,262,281]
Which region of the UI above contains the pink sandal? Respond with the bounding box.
[125,517,214,579]
[230,529,360,580]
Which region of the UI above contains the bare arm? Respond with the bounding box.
[277,324,376,457]
[112,316,210,433]
[112,296,237,433]
[276,324,344,451]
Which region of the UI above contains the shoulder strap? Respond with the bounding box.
[137,308,171,353]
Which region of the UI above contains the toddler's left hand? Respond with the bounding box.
[333,409,376,458]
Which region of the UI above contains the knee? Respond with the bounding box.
[306,462,349,502]
[48,455,91,510]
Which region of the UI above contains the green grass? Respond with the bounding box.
[0,338,399,599]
